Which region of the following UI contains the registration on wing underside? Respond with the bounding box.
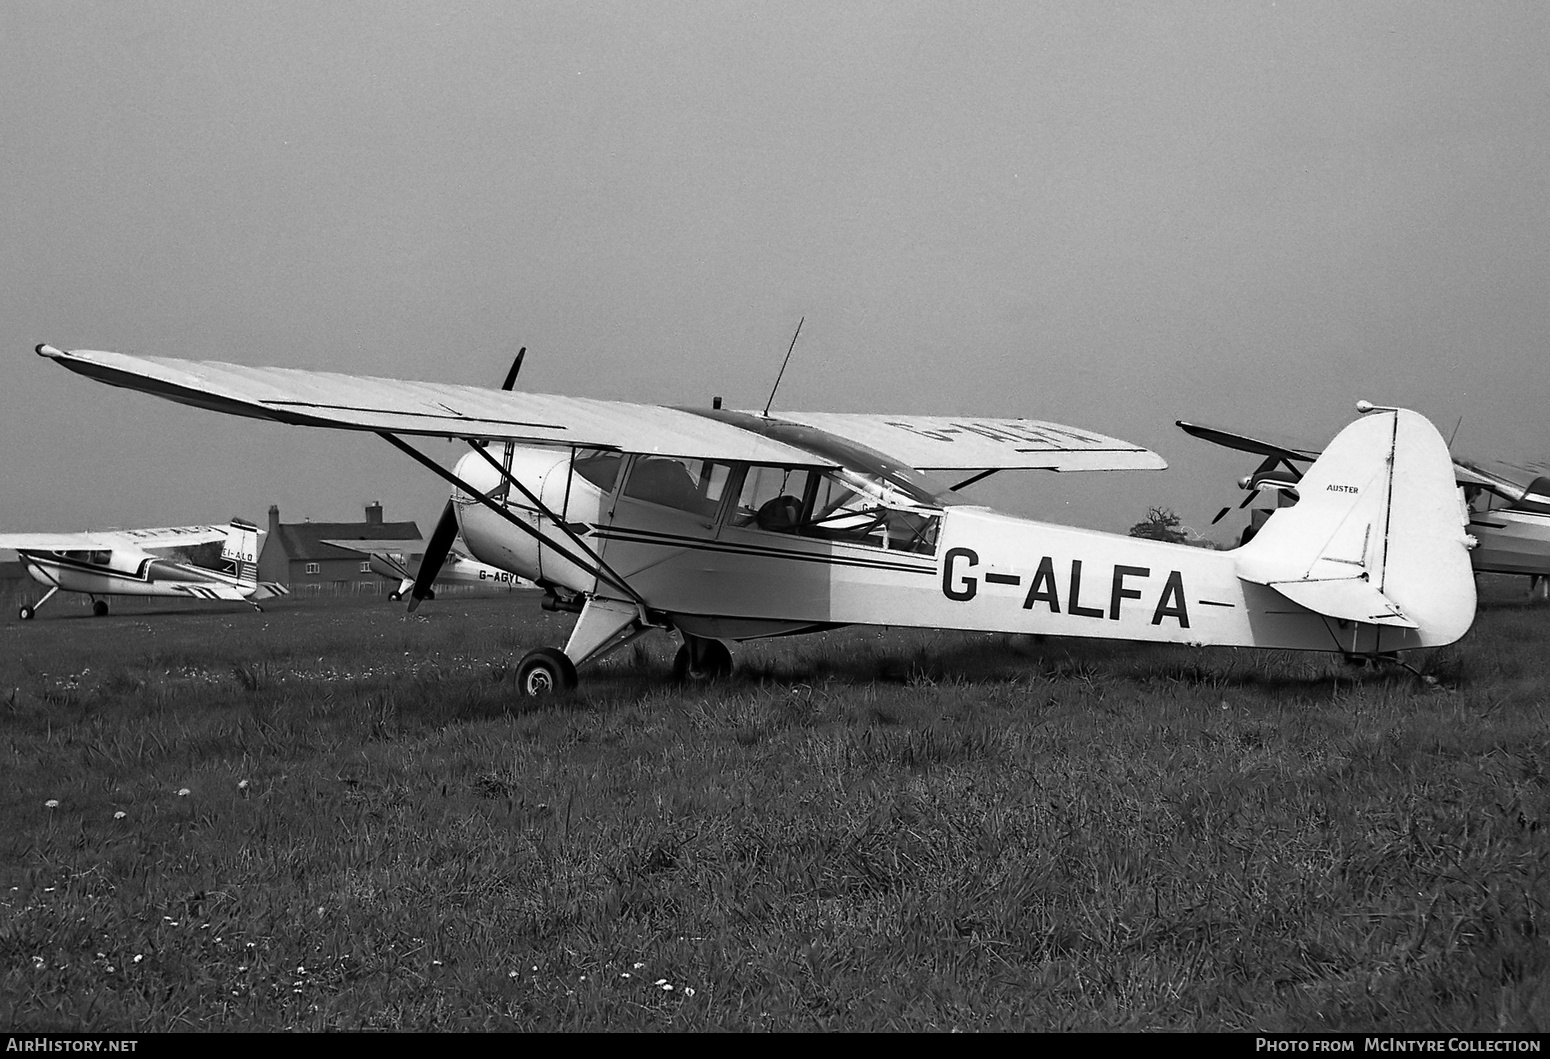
[771,412,1167,472]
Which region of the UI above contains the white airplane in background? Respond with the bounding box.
[318,537,530,600]
[0,518,286,620]
[37,344,1476,696]
[1177,420,1550,596]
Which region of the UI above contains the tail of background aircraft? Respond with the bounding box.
[1233,406,1476,648]
[221,519,288,601]
[222,519,261,583]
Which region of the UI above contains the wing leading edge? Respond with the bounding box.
[0,525,231,551]
[38,345,1163,473]
[37,346,833,467]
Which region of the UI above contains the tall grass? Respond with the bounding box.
[1,587,1546,1030]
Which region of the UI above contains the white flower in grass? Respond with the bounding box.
[113,811,125,820]
[177,788,190,797]
[44,800,58,809]
[238,780,249,791]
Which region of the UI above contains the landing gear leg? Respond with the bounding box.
[514,597,657,699]
[673,634,733,683]
[19,586,60,621]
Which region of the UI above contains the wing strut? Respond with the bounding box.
[949,469,1000,492]
[461,442,651,613]
[375,432,649,611]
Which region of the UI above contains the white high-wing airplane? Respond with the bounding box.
[1177,420,1550,595]
[317,537,530,600]
[0,518,287,620]
[37,344,1476,695]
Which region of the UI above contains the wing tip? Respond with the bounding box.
[36,343,63,359]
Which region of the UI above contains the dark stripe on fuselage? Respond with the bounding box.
[20,551,154,581]
[591,524,936,575]
[19,552,245,589]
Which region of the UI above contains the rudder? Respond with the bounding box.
[222,519,262,587]
[1234,407,1475,647]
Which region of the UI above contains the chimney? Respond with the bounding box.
[268,504,281,537]
[365,501,383,526]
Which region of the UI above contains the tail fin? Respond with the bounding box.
[222,519,262,587]
[1234,407,1475,647]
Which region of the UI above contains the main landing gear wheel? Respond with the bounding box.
[18,605,35,621]
[516,647,578,697]
[672,638,733,683]
[92,599,109,617]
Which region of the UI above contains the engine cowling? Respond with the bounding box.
[451,444,609,593]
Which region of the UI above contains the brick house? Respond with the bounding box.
[257,501,423,595]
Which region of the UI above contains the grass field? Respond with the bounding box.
[2,582,1547,1031]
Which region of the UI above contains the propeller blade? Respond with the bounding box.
[501,347,527,391]
[1238,488,1262,510]
[1210,506,1233,525]
[408,499,459,612]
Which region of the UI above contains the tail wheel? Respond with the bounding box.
[18,605,34,621]
[516,648,578,697]
[92,599,109,617]
[672,637,733,683]
[388,591,402,601]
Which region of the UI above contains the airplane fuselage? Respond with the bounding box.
[17,549,255,598]
[1468,507,1550,578]
[454,442,1455,657]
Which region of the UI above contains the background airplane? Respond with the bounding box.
[37,344,1475,697]
[0,518,287,620]
[1177,419,1550,596]
[318,537,530,600]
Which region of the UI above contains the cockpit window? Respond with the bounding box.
[732,466,815,532]
[622,457,732,516]
[730,465,941,553]
[801,469,940,553]
[573,449,625,493]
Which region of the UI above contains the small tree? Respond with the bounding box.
[1128,506,1189,544]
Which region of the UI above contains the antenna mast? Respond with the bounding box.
[763,317,804,417]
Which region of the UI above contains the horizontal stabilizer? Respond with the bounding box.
[1256,578,1416,628]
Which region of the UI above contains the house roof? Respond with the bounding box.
[271,520,422,562]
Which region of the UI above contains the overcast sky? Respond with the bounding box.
[3,1,1547,553]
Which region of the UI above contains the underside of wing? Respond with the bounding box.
[106,525,235,548]
[38,346,830,467]
[767,411,1166,471]
[1453,458,1531,502]
[1175,421,1318,463]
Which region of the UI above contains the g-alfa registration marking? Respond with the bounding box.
[941,547,1189,627]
